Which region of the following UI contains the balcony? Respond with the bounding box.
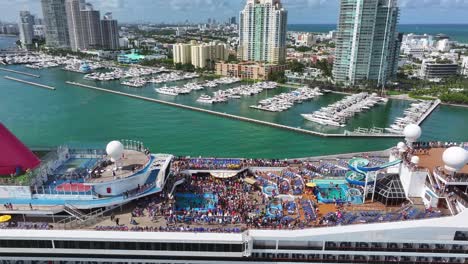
[433,167,468,185]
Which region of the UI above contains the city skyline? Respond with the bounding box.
[2,0,468,24]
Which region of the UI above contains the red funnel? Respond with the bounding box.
[0,123,40,175]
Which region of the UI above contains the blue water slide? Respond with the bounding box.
[346,158,402,186]
[356,159,402,172]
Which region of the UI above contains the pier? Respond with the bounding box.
[0,67,40,78]
[416,99,441,126]
[4,76,55,90]
[66,81,403,138]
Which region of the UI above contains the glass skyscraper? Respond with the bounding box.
[238,0,287,64]
[41,0,70,48]
[19,11,35,47]
[333,0,401,86]
[101,13,120,50]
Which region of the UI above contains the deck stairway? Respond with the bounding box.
[58,206,107,229]
[63,204,86,221]
[168,178,186,199]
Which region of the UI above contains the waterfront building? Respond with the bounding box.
[117,51,146,64]
[81,3,102,49]
[285,67,324,84]
[437,39,452,52]
[402,34,433,50]
[100,13,119,50]
[41,0,70,48]
[191,45,211,69]
[18,11,35,48]
[333,0,401,86]
[65,0,87,51]
[191,42,228,69]
[173,43,193,65]
[238,0,287,64]
[420,59,459,80]
[216,61,287,80]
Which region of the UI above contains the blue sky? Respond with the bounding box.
[2,0,468,24]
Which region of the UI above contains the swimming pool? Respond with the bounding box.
[175,193,218,212]
[266,199,283,218]
[312,179,348,186]
[314,180,363,205]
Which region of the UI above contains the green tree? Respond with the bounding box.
[315,59,333,77]
[295,46,312,52]
[288,60,305,73]
[268,71,286,84]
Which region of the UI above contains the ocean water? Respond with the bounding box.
[0,35,18,49]
[288,24,468,43]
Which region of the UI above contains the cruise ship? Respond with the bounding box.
[0,122,467,264]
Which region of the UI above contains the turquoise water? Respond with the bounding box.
[175,193,217,212]
[0,64,467,159]
[288,24,468,43]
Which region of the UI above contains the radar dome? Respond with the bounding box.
[411,156,420,165]
[106,141,124,162]
[403,124,422,143]
[397,142,407,150]
[442,147,468,172]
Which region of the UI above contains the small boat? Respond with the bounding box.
[155,87,178,96]
[197,94,214,104]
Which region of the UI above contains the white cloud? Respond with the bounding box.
[400,0,468,8]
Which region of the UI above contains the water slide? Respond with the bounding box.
[346,158,402,186]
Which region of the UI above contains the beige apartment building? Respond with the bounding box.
[173,41,228,69]
[216,62,287,80]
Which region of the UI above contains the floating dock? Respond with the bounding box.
[66,81,405,138]
[5,76,55,90]
[0,67,40,78]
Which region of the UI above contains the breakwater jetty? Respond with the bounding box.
[0,67,40,78]
[5,76,55,90]
[66,81,404,138]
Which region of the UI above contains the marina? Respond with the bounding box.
[67,81,403,138]
[155,82,205,95]
[0,62,466,159]
[4,76,55,90]
[385,100,441,134]
[196,81,278,104]
[84,66,167,81]
[302,93,389,128]
[250,86,323,112]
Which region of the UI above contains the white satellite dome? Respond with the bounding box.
[411,156,420,165]
[442,147,468,172]
[397,142,407,150]
[403,124,422,142]
[106,141,124,162]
